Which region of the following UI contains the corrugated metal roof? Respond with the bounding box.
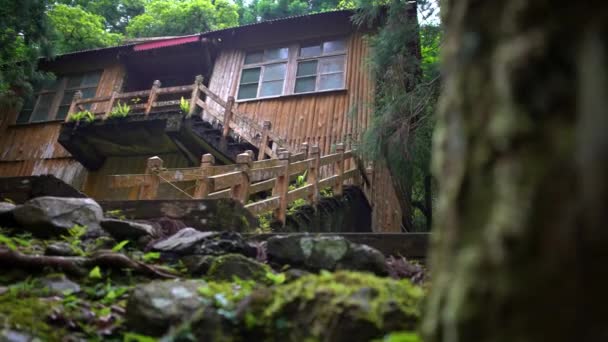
[133,35,200,51]
[52,9,356,58]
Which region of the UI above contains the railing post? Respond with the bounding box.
[139,156,162,200]
[308,145,320,205]
[274,150,291,225]
[300,142,309,155]
[103,85,120,120]
[222,96,235,138]
[65,90,83,122]
[145,80,161,116]
[188,75,203,117]
[232,152,251,204]
[257,120,271,160]
[333,143,345,196]
[194,154,215,198]
[365,163,374,204]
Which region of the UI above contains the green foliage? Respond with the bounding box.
[88,266,103,279]
[60,224,87,255]
[378,331,422,342]
[48,4,123,54]
[106,209,126,220]
[0,233,17,251]
[109,101,131,118]
[68,110,95,123]
[265,272,286,285]
[238,0,347,25]
[197,278,256,312]
[125,0,239,38]
[123,332,157,342]
[142,252,161,262]
[56,0,146,34]
[112,240,130,252]
[180,96,191,115]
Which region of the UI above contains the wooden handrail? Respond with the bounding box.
[107,143,363,225]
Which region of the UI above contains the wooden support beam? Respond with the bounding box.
[258,120,271,160]
[189,75,203,117]
[274,151,291,225]
[308,145,321,205]
[333,143,345,196]
[65,90,83,122]
[138,156,162,200]
[232,152,251,204]
[145,80,161,116]
[222,96,235,138]
[193,154,214,199]
[103,86,119,120]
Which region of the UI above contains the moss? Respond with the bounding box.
[206,254,272,284]
[0,293,64,340]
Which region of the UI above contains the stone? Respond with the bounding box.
[41,274,81,295]
[100,218,157,241]
[0,329,34,342]
[206,254,269,282]
[266,235,388,275]
[151,228,215,254]
[181,255,216,276]
[44,242,79,257]
[0,202,17,227]
[12,197,103,237]
[126,279,207,336]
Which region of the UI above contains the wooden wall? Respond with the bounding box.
[206,31,403,232]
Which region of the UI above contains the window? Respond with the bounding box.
[238,47,288,100]
[295,39,346,94]
[236,38,347,101]
[16,70,102,124]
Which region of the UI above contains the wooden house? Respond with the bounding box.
[0,10,404,231]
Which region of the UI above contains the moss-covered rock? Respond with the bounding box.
[206,254,270,283]
[0,293,64,340]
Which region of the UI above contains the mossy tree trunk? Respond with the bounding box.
[424,1,608,341]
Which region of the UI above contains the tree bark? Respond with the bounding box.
[424,1,608,341]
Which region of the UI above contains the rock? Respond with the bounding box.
[206,254,269,282]
[151,228,215,254]
[126,279,207,336]
[337,244,389,276]
[100,218,157,241]
[0,202,17,227]
[45,242,79,257]
[12,197,103,237]
[266,235,388,275]
[152,229,256,257]
[181,255,216,276]
[41,274,81,295]
[0,329,34,342]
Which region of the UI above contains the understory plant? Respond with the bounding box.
[109,101,130,118]
[180,96,190,115]
[68,110,95,123]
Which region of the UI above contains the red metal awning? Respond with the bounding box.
[133,35,200,51]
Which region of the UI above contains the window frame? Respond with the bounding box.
[236,37,348,102]
[237,46,290,101]
[15,70,103,125]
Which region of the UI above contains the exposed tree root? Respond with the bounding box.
[0,248,178,279]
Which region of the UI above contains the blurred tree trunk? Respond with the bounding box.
[424,1,608,341]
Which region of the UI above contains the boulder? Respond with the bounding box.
[266,235,388,275]
[126,279,207,336]
[44,242,79,257]
[181,255,216,276]
[0,202,17,227]
[100,218,157,241]
[12,197,103,237]
[206,254,270,282]
[151,228,215,254]
[41,274,81,295]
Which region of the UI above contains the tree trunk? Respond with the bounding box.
[424,1,608,341]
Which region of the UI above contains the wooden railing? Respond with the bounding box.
[107,143,364,224]
[65,75,286,159]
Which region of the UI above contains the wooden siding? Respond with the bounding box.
[206,31,403,232]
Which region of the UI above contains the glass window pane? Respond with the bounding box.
[30,93,55,122]
[67,75,83,88]
[297,61,318,77]
[240,68,261,84]
[81,88,96,98]
[244,51,263,65]
[238,84,259,100]
[61,90,75,105]
[265,47,288,61]
[16,110,32,124]
[295,76,316,93]
[323,39,346,54]
[82,71,102,86]
[319,73,344,90]
[56,106,70,120]
[39,78,60,91]
[300,44,321,58]
[260,80,284,97]
[319,56,345,74]
[262,63,286,82]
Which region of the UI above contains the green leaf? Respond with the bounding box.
[0,234,17,251]
[112,240,130,252]
[142,252,161,262]
[265,272,286,285]
[123,332,157,342]
[89,266,103,279]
